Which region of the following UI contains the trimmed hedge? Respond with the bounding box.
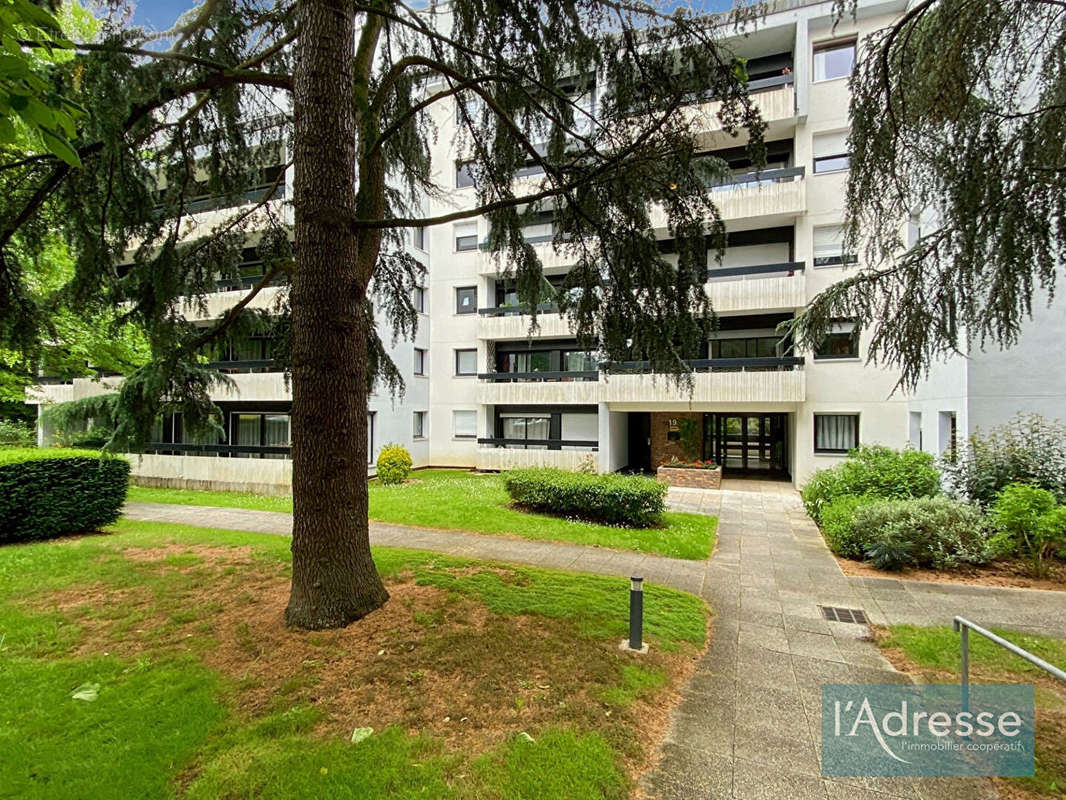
[0,449,130,542]
[503,468,666,528]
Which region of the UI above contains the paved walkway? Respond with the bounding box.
[123,488,1066,800]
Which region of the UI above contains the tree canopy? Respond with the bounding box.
[793,0,1066,389]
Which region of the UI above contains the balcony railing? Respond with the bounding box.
[606,357,804,373]
[477,437,598,451]
[685,72,794,104]
[207,359,279,373]
[707,261,805,279]
[710,165,805,191]
[478,303,560,317]
[477,370,599,382]
[146,442,291,457]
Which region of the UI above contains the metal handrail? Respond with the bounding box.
[477,370,599,382]
[955,618,1061,704]
[605,356,804,373]
[709,165,805,188]
[146,442,291,455]
[478,303,560,317]
[477,437,598,450]
[707,261,805,279]
[207,359,278,371]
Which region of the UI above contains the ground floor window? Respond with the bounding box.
[499,414,551,448]
[453,410,477,439]
[814,413,858,454]
[413,410,426,439]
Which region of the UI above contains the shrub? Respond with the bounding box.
[801,445,940,523]
[376,443,413,485]
[941,414,1066,507]
[819,495,880,559]
[0,419,35,447]
[988,483,1066,577]
[503,468,666,528]
[853,497,990,571]
[0,448,130,542]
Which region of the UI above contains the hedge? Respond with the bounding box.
[503,468,666,528]
[0,449,130,542]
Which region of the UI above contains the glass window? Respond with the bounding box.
[414,348,427,375]
[455,234,478,252]
[413,285,426,313]
[501,415,551,448]
[455,286,477,314]
[563,351,597,372]
[813,40,855,82]
[815,320,860,359]
[453,410,477,439]
[455,349,478,375]
[456,161,475,188]
[413,227,425,250]
[235,414,260,458]
[813,225,858,267]
[263,414,290,459]
[814,414,859,453]
[813,131,850,173]
[413,411,426,438]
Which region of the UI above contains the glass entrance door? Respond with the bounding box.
[705,413,789,476]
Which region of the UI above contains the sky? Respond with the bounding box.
[128,0,737,32]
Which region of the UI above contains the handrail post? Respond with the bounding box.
[955,618,971,713]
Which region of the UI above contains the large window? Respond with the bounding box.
[453,410,477,439]
[813,131,850,173]
[814,320,859,359]
[710,337,781,359]
[498,350,551,373]
[455,349,478,376]
[814,413,859,454]
[455,286,478,314]
[499,414,551,449]
[813,225,858,267]
[813,40,855,82]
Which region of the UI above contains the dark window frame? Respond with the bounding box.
[414,347,427,376]
[456,161,475,188]
[413,410,426,439]
[413,285,427,313]
[455,233,478,252]
[814,413,860,454]
[455,348,478,376]
[455,286,478,314]
[813,153,851,174]
[814,321,860,360]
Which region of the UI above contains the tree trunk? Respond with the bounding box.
[285,0,389,629]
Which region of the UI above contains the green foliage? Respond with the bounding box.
[988,483,1066,578]
[801,445,940,523]
[676,418,701,460]
[794,0,1066,389]
[0,448,128,541]
[127,470,717,560]
[376,443,412,485]
[851,497,990,571]
[819,494,880,560]
[0,418,34,446]
[941,414,1066,507]
[504,468,667,528]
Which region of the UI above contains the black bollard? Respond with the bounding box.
[629,576,644,651]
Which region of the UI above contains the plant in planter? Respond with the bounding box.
[662,457,719,470]
[657,457,722,488]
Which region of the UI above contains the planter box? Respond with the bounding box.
[656,465,722,489]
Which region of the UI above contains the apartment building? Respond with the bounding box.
[28,0,1064,492]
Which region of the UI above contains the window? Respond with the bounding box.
[813,131,850,173]
[710,337,781,359]
[414,348,427,376]
[230,412,291,459]
[453,410,477,439]
[454,222,478,251]
[813,39,855,82]
[413,285,427,313]
[413,226,426,250]
[456,161,475,188]
[455,349,478,376]
[813,225,858,267]
[939,411,958,461]
[909,411,923,451]
[500,414,551,448]
[563,350,597,372]
[413,411,426,439]
[455,286,477,314]
[814,414,859,454]
[814,320,859,359]
[498,350,552,373]
[368,411,376,465]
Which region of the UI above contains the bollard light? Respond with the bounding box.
[629,576,644,652]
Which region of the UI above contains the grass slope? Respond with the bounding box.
[0,521,709,800]
[127,469,717,560]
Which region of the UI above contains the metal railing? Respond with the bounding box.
[707,261,805,279]
[606,356,804,374]
[477,370,599,382]
[207,359,279,373]
[477,437,598,450]
[709,165,805,190]
[953,616,1066,709]
[478,303,560,317]
[146,442,291,457]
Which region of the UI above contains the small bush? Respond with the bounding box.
[376,443,413,485]
[988,483,1066,577]
[0,448,130,542]
[503,468,666,528]
[802,445,940,523]
[941,414,1066,506]
[820,495,880,559]
[0,419,36,447]
[852,497,990,571]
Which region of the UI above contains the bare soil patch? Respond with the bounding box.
[837,555,1066,592]
[27,544,702,777]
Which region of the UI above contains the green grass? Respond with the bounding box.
[879,625,1066,799]
[0,521,710,800]
[127,469,717,560]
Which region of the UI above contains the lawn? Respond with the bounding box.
[127,469,718,560]
[877,625,1066,799]
[0,520,710,800]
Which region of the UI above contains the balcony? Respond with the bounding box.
[476,371,600,405]
[649,166,805,229]
[182,284,286,322]
[706,262,806,313]
[683,74,796,138]
[475,439,598,471]
[477,305,576,340]
[477,235,576,275]
[600,357,806,405]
